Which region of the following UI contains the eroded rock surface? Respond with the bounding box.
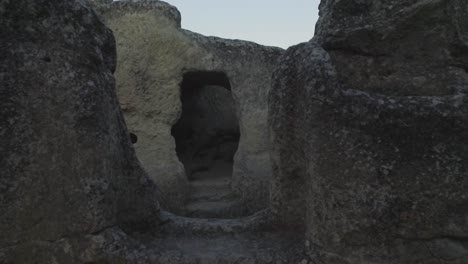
[0,0,160,262]
[270,0,468,263]
[315,0,468,96]
[96,0,284,216]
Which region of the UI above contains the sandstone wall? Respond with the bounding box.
[99,1,283,215]
[270,0,468,263]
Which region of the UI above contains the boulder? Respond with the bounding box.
[0,0,159,262]
[97,0,284,216]
[270,0,468,263]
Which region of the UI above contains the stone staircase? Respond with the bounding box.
[150,211,307,264]
[152,162,309,263]
[185,160,240,218]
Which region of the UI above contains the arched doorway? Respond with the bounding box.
[171,71,240,218]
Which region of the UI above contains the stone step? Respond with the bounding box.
[190,160,233,181]
[185,200,239,218]
[143,232,305,264]
[189,178,231,194]
[159,210,272,236]
[191,169,232,180]
[189,188,234,202]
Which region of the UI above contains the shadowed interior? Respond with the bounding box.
[171,71,241,218]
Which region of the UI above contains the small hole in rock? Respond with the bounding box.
[130,133,138,144]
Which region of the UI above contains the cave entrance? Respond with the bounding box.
[171,71,240,218]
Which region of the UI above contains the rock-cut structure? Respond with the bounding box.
[95,0,284,218]
[2,0,468,263]
[269,0,468,263]
[0,0,299,263]
[0,0,161,262]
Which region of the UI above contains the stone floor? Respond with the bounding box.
[145,233,305,263]
[139,211,308,264]
[153,161,307,263]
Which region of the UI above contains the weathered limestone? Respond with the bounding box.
[0,0,159,262]
[270,0,468,263]
[97,0,284,216]
[6,0,467,262]
[315,0,468,97]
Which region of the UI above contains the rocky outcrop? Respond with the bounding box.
[0,0,160,262]
[270,0,468,263]
[315,0,468,96]
[97,0,284,216]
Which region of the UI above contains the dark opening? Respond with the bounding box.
[41,56,51,62]
[171,71,240,218]
[181,71,232,90]
[129,133,138,144]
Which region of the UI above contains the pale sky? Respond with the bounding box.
[165,0,321,48]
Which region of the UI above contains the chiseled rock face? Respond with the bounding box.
[0,0,159,262]
[98,0,283,216]
[270,1,468,263]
